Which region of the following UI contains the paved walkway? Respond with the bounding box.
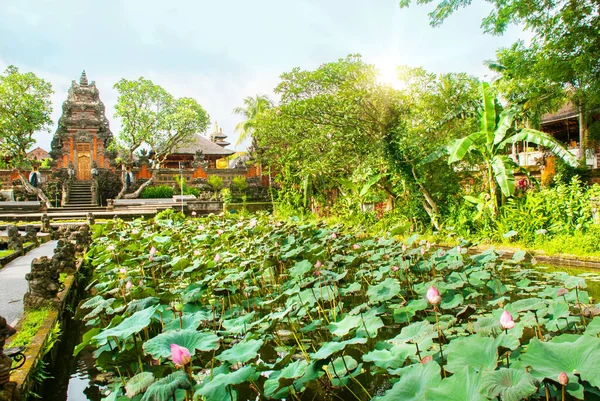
[0,240,57,326]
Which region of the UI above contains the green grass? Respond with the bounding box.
[0,249,16,258]
[8,308,51,349]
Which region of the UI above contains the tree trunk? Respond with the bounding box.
[115,166,128,199]
[122,169,156,199]
[579,98,586,160]
[410,165,441,230]
[16,170,52,209]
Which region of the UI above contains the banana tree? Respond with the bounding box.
[447,82,578,213]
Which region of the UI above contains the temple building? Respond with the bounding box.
[50,71,114,180]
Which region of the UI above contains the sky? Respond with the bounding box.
[0,0,529,153]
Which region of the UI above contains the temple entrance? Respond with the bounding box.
[76,143,91,180]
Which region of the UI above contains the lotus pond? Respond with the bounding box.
[77,211,600,401]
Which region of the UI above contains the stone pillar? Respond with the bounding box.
[6,226,22,255]
[24,257,60,309]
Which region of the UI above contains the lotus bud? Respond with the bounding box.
[353,244,360,250]
[315,260,322,269]
[119,268,127,274]
[193,250,200,256]
[558,371,569,386]
[173,302,184,312]
[402,243,407,252]
[170,343,191,367]
[421,355,433,365]
[131,229,139,235]
[500,310,515,330]
[125,281,133,290]
[217,229,224,235]
[198,225,205,231]
[427,286,442,305]
[274,242,279,248]
[191,211,197,216]
[107,244,115,251]
[276,109,281,115]
[331,232,337,239]
[392,265,400,272]
[249,219,257,227]
[149,246,157,255]
[214,253,221,262]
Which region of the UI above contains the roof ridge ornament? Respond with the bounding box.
[80,70,88,86]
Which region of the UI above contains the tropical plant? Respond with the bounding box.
[447,82,578,212]
[232,94,273,146]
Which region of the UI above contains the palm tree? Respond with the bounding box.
[447,82,578,213]
[232,95,274,146]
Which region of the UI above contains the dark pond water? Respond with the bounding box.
[36,261,600,401]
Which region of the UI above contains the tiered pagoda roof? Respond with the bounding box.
[209,121,231,147]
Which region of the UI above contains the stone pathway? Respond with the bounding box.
[0,240,57,326]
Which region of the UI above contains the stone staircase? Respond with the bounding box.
[64,181,101,210]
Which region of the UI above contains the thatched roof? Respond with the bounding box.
[541,103,578,124]
[171,134,235,156]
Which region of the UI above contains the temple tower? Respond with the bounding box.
[50,71,114,179]
[210,121,230,147]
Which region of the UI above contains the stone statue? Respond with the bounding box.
[0,316,17,388]
[24,226,38,247]
[24,257,60,309]
[52,240,76,272]
[87,213,95,226]
[40,214,51,233]
[6,226,22,254]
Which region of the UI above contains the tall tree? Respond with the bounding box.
[232,95,273,146]
[0,65,53,207]
[113,78,210,199]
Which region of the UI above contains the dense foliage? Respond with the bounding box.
[81,213,600,401]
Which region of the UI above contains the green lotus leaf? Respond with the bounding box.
[93,306,157,345]
[480,368,538,401]
[126,297,160,314]
[487,279,507,296]
[367,278,400,304]
[509,298,546,313]
[340,282,362,295]
[163,311,208,332]
[390,320,436,346]
[326,356,362,387]
[518,335,600,391]
[221,312,256,334]
[426,366,486,401]
[356,306,385,338]
[563,275,586,289]
[289,260,313,279]
[393,299,428,323]
[141,370,190,401]
[152,235,171,244]
[512,250,526,263]
[363,343,414,370]
[472,316,501,336]
[372,361,442,401]
[143,329,219,360]
[584,316,600,336]
[441,293,464,309]
[195,366,257,401]
[311,337,367,360]
[125,372,155,398]
[329,314,362,337]
[445,335,498,373]
[217,338,264,364]
[264,359,308,399]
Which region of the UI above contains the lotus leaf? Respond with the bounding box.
[584,316,600,336]
[363,343,414,370]
[329,314,362,337]
[372,361,442,401]
[221,312,256,334]
[518,335,600,392]
[355,306,385,338]
[264,359,308,398]
[289,260,312,279]
[480,368,538,401]
[426,366,486,401]
[391,320,436,346]
[140,370,190,401]
[393,299,428,323]
[143,329,219,359]
[445,335,498,373]
[216,338,264,364]
[311,337,367,360]
[125,372,155,398]
[367,278,400,304]
[93,306,157,345]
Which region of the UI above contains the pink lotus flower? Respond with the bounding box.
[392,266,399,272]
[315,260,322,269]
[119,268,127,274]
[170,344,191,367]
[191,211,197,216]
[274,242,279,248]
[558,371,569,386]
[426,286,442,305]
[353,244,360,250]
[131,229,139,235]
[217,229,224,235]
[193,250,200,256]
[198,225,205,231]
[331,233,337,239]
[214,253,221,262]
[125,281,133,290]
[149,246,157,255]
[500,310,515,330]
[314,270,321,277]
[276,109,281,116]
[107,244,115,251]
[421,355,432,365]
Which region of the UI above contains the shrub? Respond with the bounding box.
[232,176,248,192]
[141,185,174,199]
[207,175,224,191]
